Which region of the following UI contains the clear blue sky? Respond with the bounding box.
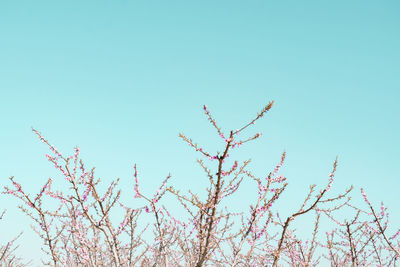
[1,0,399,263]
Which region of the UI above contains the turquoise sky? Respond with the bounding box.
[1,0,399,264]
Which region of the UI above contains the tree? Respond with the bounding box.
[3,102,399,266]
